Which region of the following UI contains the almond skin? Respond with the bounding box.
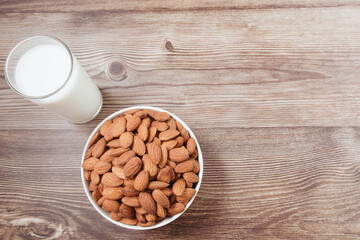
[167,203,185,216]
[152,189,170,208]
[137,123,149,142]
[84,170,91,181]
[139,192,157,215]
[99,149,116,162]
[93,160,112,175]
[147,127,157,142]
[110,212,123,221]
[112,150,136,166]
[169,146,189,162]
[172,178,186,196]
[192,160,200,174]
[90,171,101,185]
[186,138,196,154]
[121,186,139,197]
[175,136,184,148]
[159,129,180,141]
[112,166,125,179]
[159,145,168,168]
[120,203,135,218]
[147,143,162,164]
[174,160,194,173]
[175,120,184,132]
[143,109,157,118]
[133,136,146,156]
[157,168,171,183]
[92,138,107,158]
[84,145,94,159]
[162,188,173,197]
[82,157,99,170]
[154,112,170,121]
[123,157,142,179]
[151,121,168,132]
[101,172,124,187]
[102,199,120,212]
[134,110,147,119]
[107,139,122,148]
[162,140,178,150]
[120,218,138,226]
[135,207,147,215]
[147,181,169,190]
[156,203,167,218]
[176,188,196,203]
[102,187,123,200]
[142,154,158,177]
[97,197,105,206]
[180,128,190,143]
[119,132,134,148]
[92,189,102,202]
[134,170,149,191]
[152,137,161,146]
[109,148,130,157]
[167,118,177,130]
[136,212,146,223]
[111,116,126,137]
[145,214,157,222]
[100,120,112,136]
[125,115,141,132]
[183,172,199,183]
[89,132,101,148]
[122,197,141,207]
[137,221,155,227]
[104,123,115,141]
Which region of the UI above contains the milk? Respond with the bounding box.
[14,43,102,123]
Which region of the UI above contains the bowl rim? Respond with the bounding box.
[81,106,203,230]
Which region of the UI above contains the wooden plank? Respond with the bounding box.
[1,127,360,239]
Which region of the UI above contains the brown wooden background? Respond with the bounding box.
[1,1,360,239]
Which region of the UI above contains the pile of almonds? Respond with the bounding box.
[82,109,200,227]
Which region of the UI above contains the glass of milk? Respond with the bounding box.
[4,36,103,123]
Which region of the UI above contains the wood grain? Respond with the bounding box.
[1,0,360,239]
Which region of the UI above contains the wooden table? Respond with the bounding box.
[1,1,360,239]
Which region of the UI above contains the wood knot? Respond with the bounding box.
[107,61,127,82]
[164,40,174,52]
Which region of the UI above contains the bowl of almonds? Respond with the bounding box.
[81,106,203,229]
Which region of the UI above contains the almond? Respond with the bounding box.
[102,199,120,212]
[139,192,157,214]
[186,181,193,188]
[136,212,146,223]
[190,149,198,159]
[169,147,189,162]
[175,136,184,148]
[186,138,196,154]
[145,214,157,222]
[167,203,185,216]
[175,120,184,132]
[84,145,94,159]
[174,173,181,181]
[111,116,126,137]
[107,139,122,148]
[157,168,171,183]
[172,178,186,196]
[100,149,116,162]
[135,207,147,215]
[84,170,91,181]
[134,110,147,119]
[121,186,139,197]
[167,160,176,169]
[147,127,157,142]
[152,189,170,208]
[101,172,124,187]
[174,160,194,173]
[158,145,168,168]
[183,172,199,183]
[97,196,105,206]
[162,188,173,197]
[98,183,104,194]
[90,171,101,185]
[112,150,136,166]
[120,203,135,218]
[151,121,168,132]
[159,129,180,141]
[102,187,123,200]
[110,212,123,221]
[119,132,133,148]
[192,160,200,174]
[82,157,99,170]
[125,114,141,132]
[169,194,176,204]
[167,118,177,130]
[100,120,112,136]
[141,117,152,128]
[124,179,135,187]
[92,138,107,158]
[143,109,157,118]
[180,128,190,143]
[137,221,155,227]
[162,140,177,150]
[156,203,167,218]
[154,112,170,121]
[112,166,125,179]
[92,189,102,202]
[134,170,149,191]
[122,197,141,207]
[152,137,161,146]
[123,109,140,115]
[147,181,169,190]
[89,132,101,148]
[104,123,115,141]
[133,136,146,156]
[137,123,149,142]
[147,143,162,164]
[120,218,137,226]
[88,181,98,191]
[142,154,158,177]
[123,157,142,179]
[94,160,111,175]
[176,188,196,203]
[166,166,175,181]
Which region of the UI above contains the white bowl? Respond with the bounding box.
[81,106,203,230]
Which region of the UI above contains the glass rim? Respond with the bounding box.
[4,35,74,100]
